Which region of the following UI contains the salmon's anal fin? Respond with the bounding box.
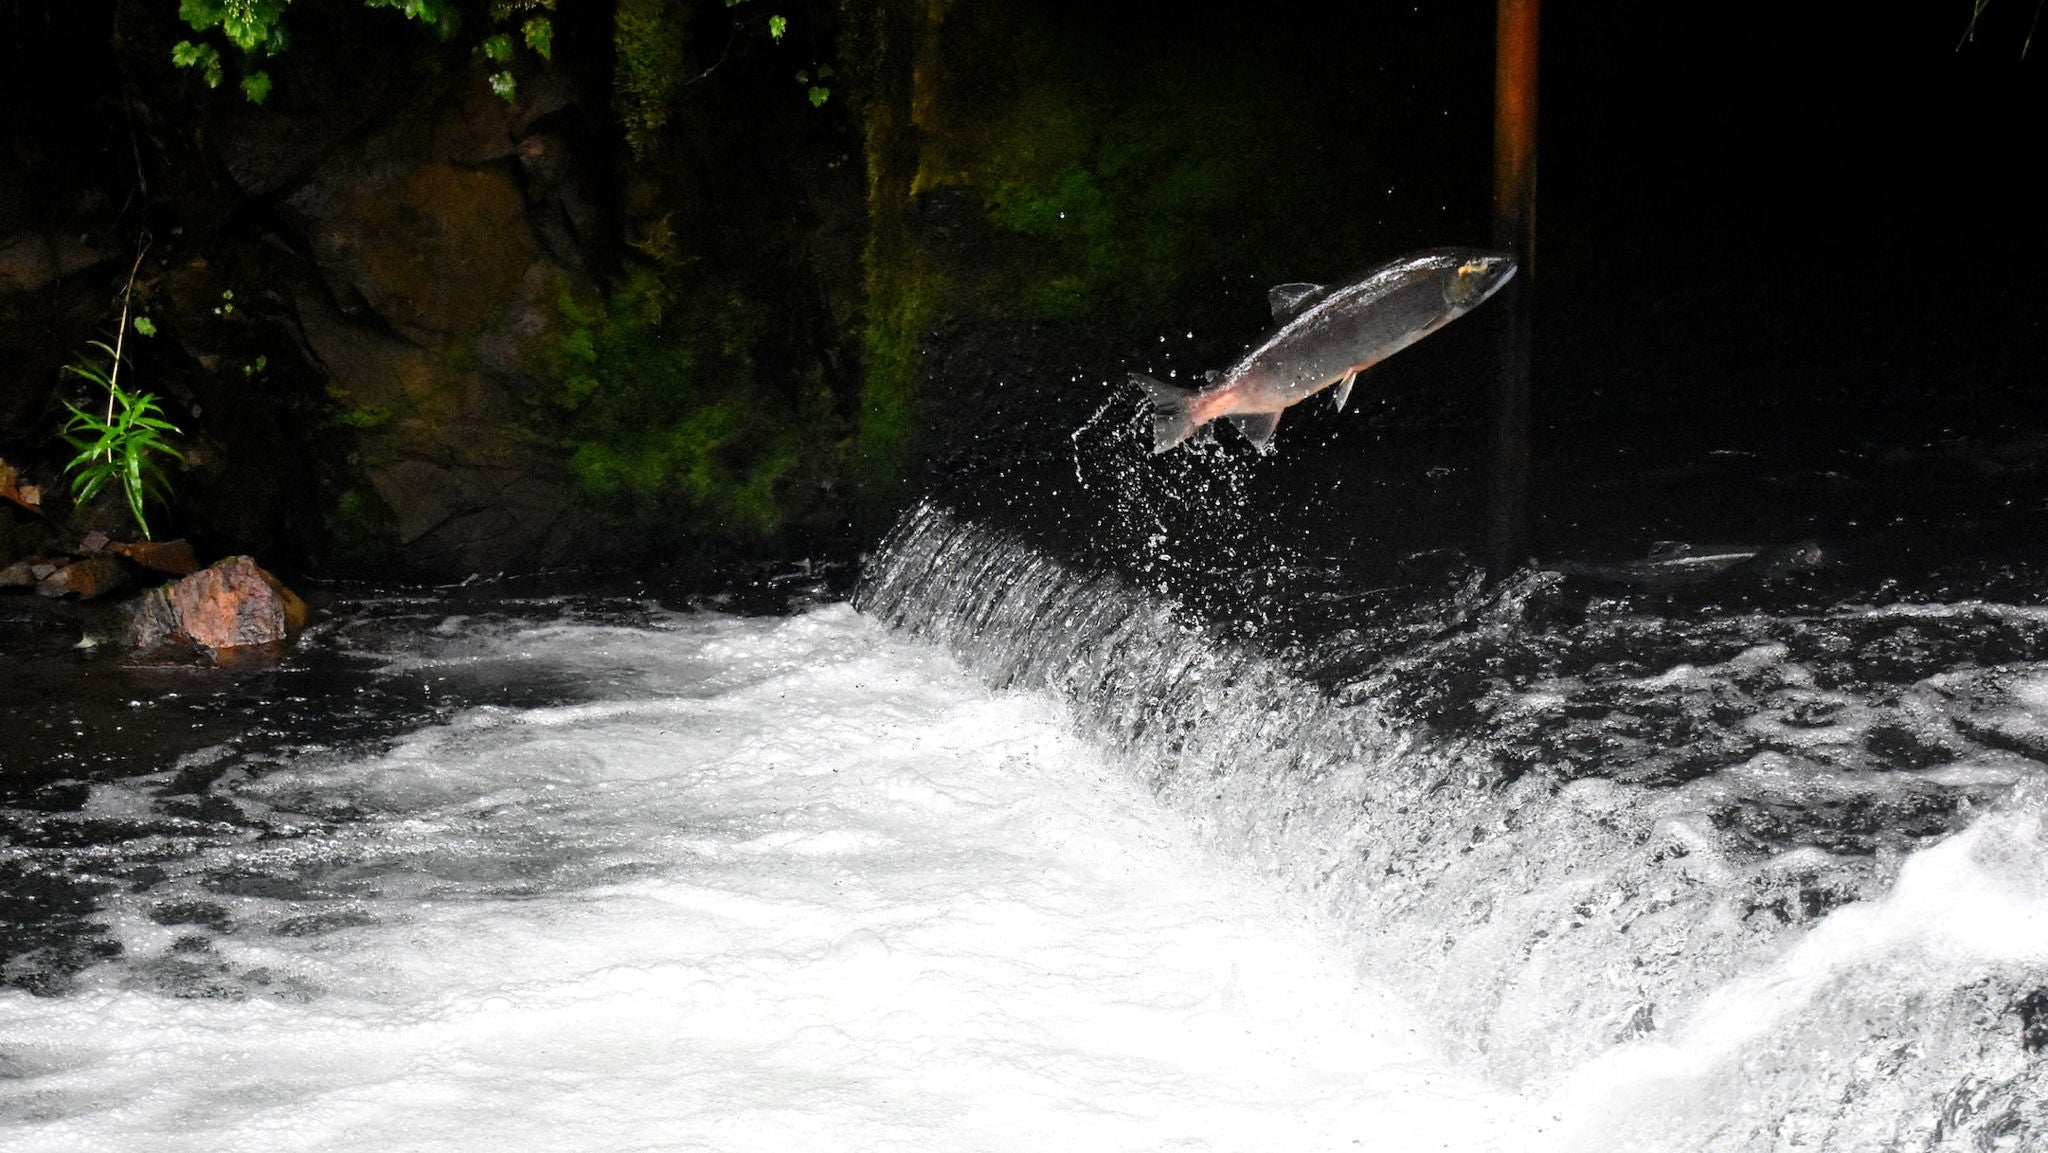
[1131,373,1200,454]
[1226,411,1281,454]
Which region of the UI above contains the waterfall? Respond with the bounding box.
[858,496,2048,1149]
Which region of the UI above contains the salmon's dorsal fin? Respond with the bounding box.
[1267,282,1330,323]
[1226,411,1282,454]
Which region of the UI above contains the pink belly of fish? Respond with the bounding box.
[1191,379,1284,426]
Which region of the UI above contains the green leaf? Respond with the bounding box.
[64,363,111,388]
[132,316,157,337]
[482,32,513,62]
[366,0,459,36]
[59,343,181,538]
[522,16,554,59]
[178,0,226,30]
[807,85,829,108]
[172,39,228,88]
[241,70,273,103]
[489,70,518,102]
[769,14,787,41]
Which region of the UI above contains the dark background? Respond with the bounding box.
[1539,2,2048,416]
[907,1,2048,599]
[1271,2,2044,575]
[4,1,2046,577]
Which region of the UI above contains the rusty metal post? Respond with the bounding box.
[1488,0,1539,575]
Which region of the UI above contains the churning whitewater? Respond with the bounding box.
[0,602,1523,1153]
[857,499,2048,1151]
[3,509,2047,1151]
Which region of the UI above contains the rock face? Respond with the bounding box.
[19,4,1312,578]
[105,538,200,576]
[0,534,202,600]
[37,556,128,600]
[129,555,310,652]
[0,7,619,580]
[8,7,861,579]
[241,59,596,576]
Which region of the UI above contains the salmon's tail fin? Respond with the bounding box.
[1130,374,1200,454]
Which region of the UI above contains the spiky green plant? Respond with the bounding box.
[61,341,182,541]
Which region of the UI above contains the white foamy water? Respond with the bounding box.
[0,604,1529,1152]
[853,502,2048,1150]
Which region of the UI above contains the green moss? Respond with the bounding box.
[851,262,933,491]
[732,438,798,531]
[914,28,1314,325]
[986,168,1108,239]
[322,485,398,572]
[335,403,391,430]
[568,399,736,503]
[539,265,839,540]
[1018,274,1092,323]
[988,85,1268,315]
[614,0,687,160]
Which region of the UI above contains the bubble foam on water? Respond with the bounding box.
[0,605,1526,1153]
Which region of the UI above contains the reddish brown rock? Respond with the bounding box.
[130,556,310,652]
[37,556,128,600]
[106,538,201,576]
[0,458,40,512]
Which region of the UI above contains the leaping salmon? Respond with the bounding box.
[1133,247,1516,454]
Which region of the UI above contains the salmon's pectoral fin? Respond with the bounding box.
[1333,364,1376,412]
[1332,370,1359,412]
[1131,373,1201,454]
[1226,411,1282,454]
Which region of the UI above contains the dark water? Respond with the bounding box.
[0,570,849,996]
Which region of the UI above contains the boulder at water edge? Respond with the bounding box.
[129,556,310,653]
